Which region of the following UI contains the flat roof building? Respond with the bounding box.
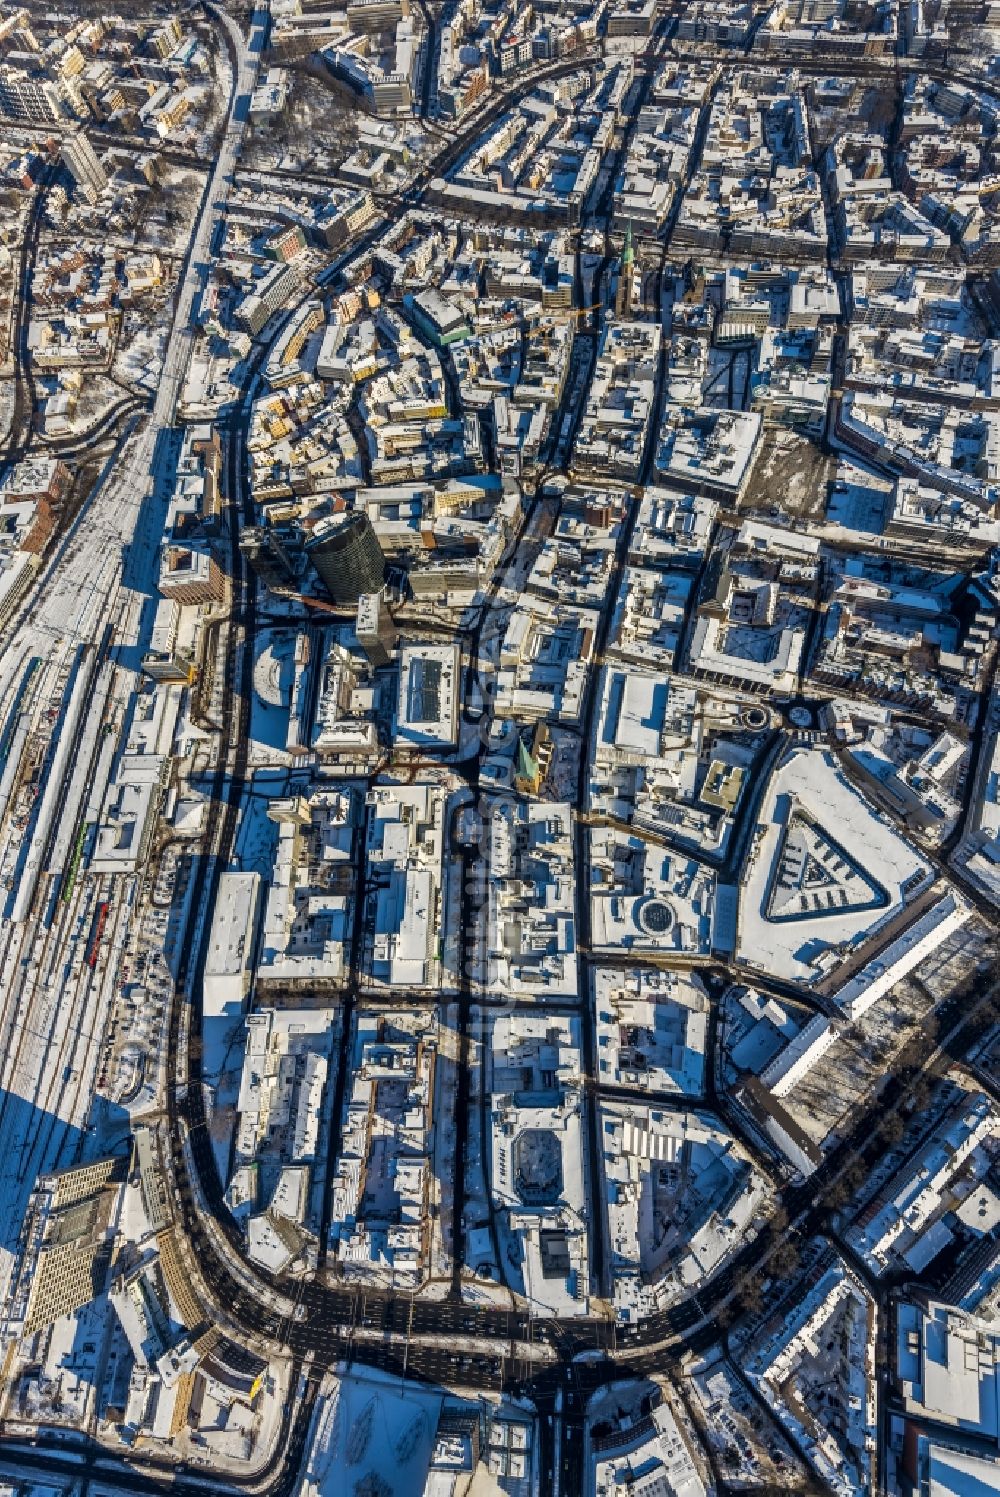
[408,287,470,346]
[394,642,460,753]
[5,1156,127,1340]
[203,871,261,1017]
[366,781,446,989]
[356,591,397,668]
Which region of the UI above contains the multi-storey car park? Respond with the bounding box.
[5,0,1000,1492]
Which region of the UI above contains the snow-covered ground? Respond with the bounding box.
[0,0,268,1330]
[299,1367,444,1497]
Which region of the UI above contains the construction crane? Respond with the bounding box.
[278,591,354,618]
[466,303,604,339]
[524,302,603,327]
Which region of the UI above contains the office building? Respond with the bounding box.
[5,1156,127,1339]
[204,871,261,1018]
[307,512,385,605]
[141,597,194,684]
[240,525,299,592]
[356,590,397,667]
[394,641,460,753]
[158,545,226,607]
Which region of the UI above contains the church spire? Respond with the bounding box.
[616,222,635,317]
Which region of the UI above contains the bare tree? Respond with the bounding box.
[770,1242,800,1280]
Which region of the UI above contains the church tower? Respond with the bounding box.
[615,222,635,317]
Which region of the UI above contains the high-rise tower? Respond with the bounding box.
[240,525,299,592]
[306,512,386,605]
[60,130,107,204]
[356,591,397,668]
